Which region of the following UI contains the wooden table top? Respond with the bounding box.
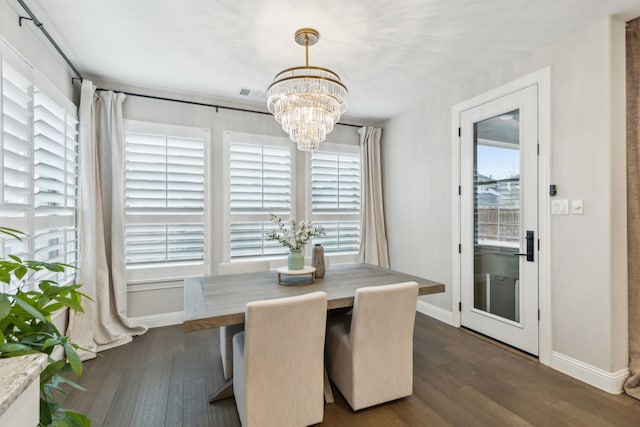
[183,263,445,332]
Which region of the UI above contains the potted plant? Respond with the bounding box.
[264,215,324,270]
[0,227,91,426]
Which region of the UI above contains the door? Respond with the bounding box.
[460,85,538,355]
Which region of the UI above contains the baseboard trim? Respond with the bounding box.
[551,351,629,394]
[416,300,459,327]
[132,311,184,328]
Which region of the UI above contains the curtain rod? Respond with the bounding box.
[16,0,83,80]
[16,0,362,129]
[95,88,363,128]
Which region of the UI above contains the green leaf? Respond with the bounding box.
[0,294,10,320]
[14,295,46,322]
[54,375,86,391]
[40,397,53,426]
[0,342,37,355]
[43,263,65,272]
[0,269,11,284]
[14,265,28,280]
[54,410,92,427]
[8,254,22,263]
[40,359,66,384]
[54,296,84,313]
[44,383,67,395]
[42,337,61,349]
[0,227,26,240]
[43,302,65,313]
[64,342,83,376]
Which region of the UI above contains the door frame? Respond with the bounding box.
[451,68,552,366]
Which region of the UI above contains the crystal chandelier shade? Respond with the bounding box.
[267,29,348,151]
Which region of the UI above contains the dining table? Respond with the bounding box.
[182,262,446,402]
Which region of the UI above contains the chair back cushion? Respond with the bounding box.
[242,291,327,427]
[350,281,419,406]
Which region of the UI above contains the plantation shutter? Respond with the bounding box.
[230,143,291,214]
[124,122,208,275]
[2,61,32,208]
[311,149,361,253]
[32,88,79,283]
[227,135,292,260]
[1,58,79,290]
[33,89,78,215]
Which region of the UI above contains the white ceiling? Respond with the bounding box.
[25,0,640,122]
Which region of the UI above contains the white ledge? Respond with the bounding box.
[0,354,48,416]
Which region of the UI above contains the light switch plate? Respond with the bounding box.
[551,199,569,215]
[571,200,584,215]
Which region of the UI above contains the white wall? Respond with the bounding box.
[382,16,628,380]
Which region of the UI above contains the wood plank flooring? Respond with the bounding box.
[61,314,640,426]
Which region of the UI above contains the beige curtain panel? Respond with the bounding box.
[67,81,147,360]
[358,127,390,268]
[626,17,640,400]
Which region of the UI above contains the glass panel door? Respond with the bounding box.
[459,84,538,356]
[473,110,521,323]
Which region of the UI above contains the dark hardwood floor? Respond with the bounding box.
[61,314,640,426]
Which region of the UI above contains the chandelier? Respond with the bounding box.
[267,28,348,151]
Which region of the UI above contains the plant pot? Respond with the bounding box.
[288,249,304,270]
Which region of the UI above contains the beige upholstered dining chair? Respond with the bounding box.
[218,261,270,380]
[233,291,328,427]
[325,281,419,410]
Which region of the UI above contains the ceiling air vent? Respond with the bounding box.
[239,87,267,99]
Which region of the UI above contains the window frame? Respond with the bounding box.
[123,120,212,284]
[222,130,296,263]
[305,141,361,264]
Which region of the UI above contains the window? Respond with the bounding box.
[225,131,292,261]
[0,59,78,292]
[474,136,520,248]
[309,144,361,254]
[224,132,361,263]
[124,121,210,282]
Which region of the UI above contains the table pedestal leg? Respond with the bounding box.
[323,369,334,403]
[209,379,234,403]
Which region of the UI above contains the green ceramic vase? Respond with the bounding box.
[288,249,304,270]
